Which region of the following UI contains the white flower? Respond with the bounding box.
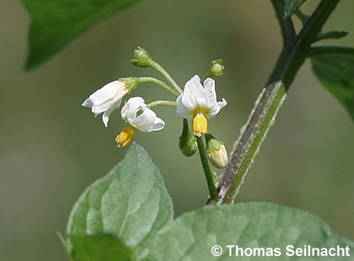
[121,97,165,132]
[82,80,129,127]
[176,75,227,135]
[116,97,165,147]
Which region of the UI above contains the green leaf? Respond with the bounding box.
[66,144,173,259]
[22,0,143,69]
[314,31,349,43]
[69,234,131,261]
[146,202,354,261]
[311,50,354,120]
[284,0,306,18]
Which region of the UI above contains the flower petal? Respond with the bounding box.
[203,78,218,109]
[132,107,165,132]
[151,117,165,132]
[181,75,207,110]
[87,81,125,106]
[209,98,227,117]
[121,97,145,124]
[91,101,114,114]
[102,111,110,127]
[102,100,122,127]
[82,80,129,128]
[132,109,154,132]
[176,75,226,119]
[81,98,93,107]
[176,95,192,119]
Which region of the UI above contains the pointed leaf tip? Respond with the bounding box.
[21,0,144,69]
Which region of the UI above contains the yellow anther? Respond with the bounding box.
[115,126,135,147]
[192,113,208,136]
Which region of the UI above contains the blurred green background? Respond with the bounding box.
[1,0,353,260]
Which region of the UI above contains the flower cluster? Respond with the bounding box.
[82,47,229,169]
[82,82,165,147]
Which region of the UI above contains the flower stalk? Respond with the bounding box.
[147,100,176,108]
[136,77,178,96]
[149,60,182,94]
[179,119,197,157]
[196,136,218,201]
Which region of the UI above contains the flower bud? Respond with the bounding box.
[179,119,197,157]
[131,47,152,67]
[206,135,228,168]
[209,59,224,77]
[82,80,130,127]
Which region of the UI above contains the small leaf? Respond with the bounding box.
[284,0,306,18]
[314,31,349,43]
[327,31,349,39]
[146,202,354,260]
[69,234,131,261]
[311,50,354,120]
[22,0,143,69]
[66,144,173,259]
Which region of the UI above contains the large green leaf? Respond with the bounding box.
[66,144,173,259]
[69,234,131,261]
[312,51,354,121]
[284,0,306,18]
[146,202,354,261]
[22,0,143,69]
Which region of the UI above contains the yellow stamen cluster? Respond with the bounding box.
[115,126,135,147]
[192,113,208,136]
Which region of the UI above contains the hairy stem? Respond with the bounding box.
[217,0,340,204]
[196,136,218,201]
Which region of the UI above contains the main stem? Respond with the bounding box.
[217,0,340,204]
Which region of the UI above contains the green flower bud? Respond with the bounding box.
[206,134,228,169]
[131,47,152,67]
[209,59,224,77]
[179,119,197,157]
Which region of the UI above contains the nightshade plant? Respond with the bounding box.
[22,0,354,260]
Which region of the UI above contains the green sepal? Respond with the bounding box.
[205,134,222,151]
[179,119,197,157]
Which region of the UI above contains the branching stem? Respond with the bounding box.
[217,0,340,204]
